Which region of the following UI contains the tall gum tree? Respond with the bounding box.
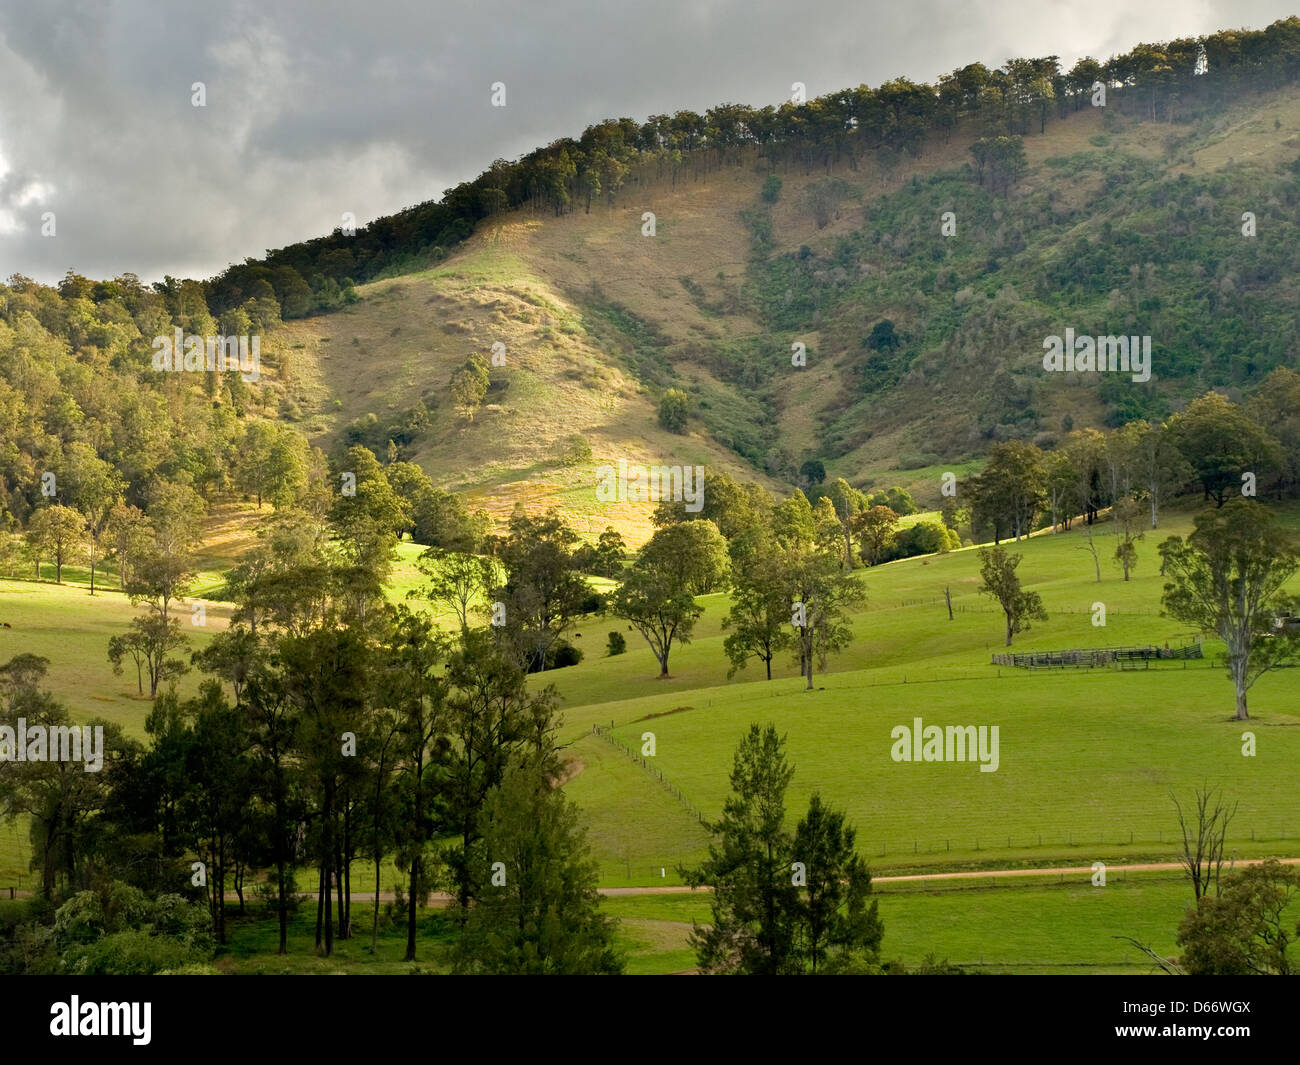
[1160,500,1300,720]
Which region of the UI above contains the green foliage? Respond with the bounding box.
[803,177,856,229]
[573,526,626,578]
[853,505,900,565]
[799,459,826,486]
[791,793,884,973]
[887,519,951,560]
[553,433,592,467]
[606,630,626,656]
[450,355,491,420]
[1160,500,1300,718]
[683,723,798,973]
[683,725,883,974]
[1167,392,1283,506]
[24,884,215,975]
[492,507,590,673]
[761,175,783,203]
[978,545,1048,646]
[658,388,690,434]
[866,485,918,516]
[970,135,1027,193]
[612,520,727,677]
[451,758,623,974]
[1177,860,1299,974]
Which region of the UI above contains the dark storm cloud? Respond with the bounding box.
[0,0,1294,283]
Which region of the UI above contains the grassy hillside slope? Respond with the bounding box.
[279,84,1300,543]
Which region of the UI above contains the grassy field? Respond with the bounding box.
[167,868,1300,975]
[3,496,1299,971]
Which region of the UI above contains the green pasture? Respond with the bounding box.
[3,498,1299,971]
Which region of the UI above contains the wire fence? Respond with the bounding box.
[894,598,1167,615]
[593,723,708,826]
[853,826,1296,858]
[587,723,1294,861]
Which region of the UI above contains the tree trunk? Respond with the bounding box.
[215,840,226,944]
[335,835,346,940]
[405,855,420,961]
[1232,658,1250,720]
[273,771,288,955]
[372,843,382,954]
[342,840,351,939]
[277,853,288,955]
[322,863,333,956]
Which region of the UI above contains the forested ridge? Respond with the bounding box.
[200,17,1300,318]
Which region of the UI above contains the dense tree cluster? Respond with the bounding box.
[955,379,1300,551]
[0,480,623,974]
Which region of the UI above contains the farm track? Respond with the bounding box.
[7,857,1296,903]
[5,858,1294,899]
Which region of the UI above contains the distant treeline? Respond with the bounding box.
[197,19,1300,317]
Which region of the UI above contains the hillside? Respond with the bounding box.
[284,81,1300,537]
[274,241,781,546]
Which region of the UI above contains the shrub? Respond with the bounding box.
[66,930,200,976]
[607,631,627,656]
[40,885,215,976]
[888,520,950,560]
[549,640,583,669]
[554,433,592,467]
[658,388,690,434]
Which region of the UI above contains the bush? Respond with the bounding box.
[553,433,592,467]
[544,639,583,670]
[867,485,918,515]
[761,175,783,203]
[37,884,215,975]
[658,388,690,434]
[66,930,201,976]
[606,631,626,656]
[52,892,105,948]
[888,520,950,560]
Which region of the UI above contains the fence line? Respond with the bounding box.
[894,599,1165,615]
[593,723,707,826]
[586,723,1293,861]
[830,826,1295,859]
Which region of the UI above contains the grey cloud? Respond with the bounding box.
[0,0,1294,283]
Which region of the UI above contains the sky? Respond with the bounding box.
[0,0,1296,285]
